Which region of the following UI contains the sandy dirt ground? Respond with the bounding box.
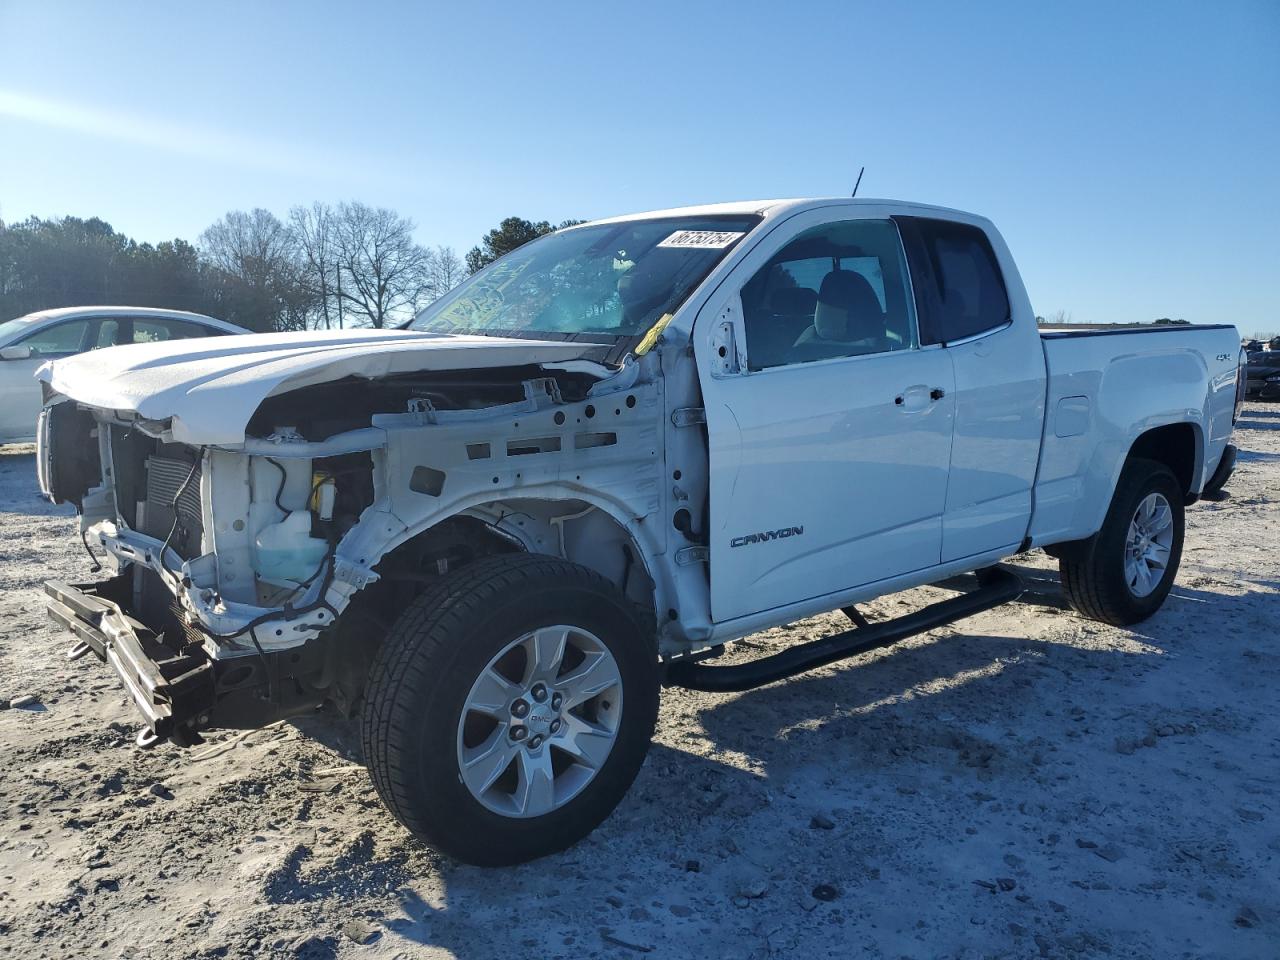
[1,406,1277,960]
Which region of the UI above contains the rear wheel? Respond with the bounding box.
[1058,458,1184,625]
[360,554,658,866]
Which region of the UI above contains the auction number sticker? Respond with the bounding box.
[656,230,746,249]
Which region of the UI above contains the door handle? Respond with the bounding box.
[895,385,940,411]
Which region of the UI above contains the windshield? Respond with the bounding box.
[409,215,759,343]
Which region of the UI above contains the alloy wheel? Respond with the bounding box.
[1124,492,1174,598]
[455,625,623,818]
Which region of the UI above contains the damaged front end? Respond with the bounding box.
[38,351,668,744]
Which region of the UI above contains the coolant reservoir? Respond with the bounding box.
[252,510,328,585]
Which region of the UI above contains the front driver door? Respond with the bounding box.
[695,212,956,624]
[0,318,92,442]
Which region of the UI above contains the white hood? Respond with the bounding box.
[38,328,603,445]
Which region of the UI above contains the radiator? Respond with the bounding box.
[139,455,204,559]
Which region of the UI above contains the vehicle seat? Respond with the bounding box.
[792,270,888,361]
[744,286,817,369]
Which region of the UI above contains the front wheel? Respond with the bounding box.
[360,554,658,866]
[1059,458,1184,626]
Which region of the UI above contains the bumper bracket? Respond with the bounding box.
[44,577,215,739]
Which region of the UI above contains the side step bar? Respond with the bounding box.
[666,567,1023,692]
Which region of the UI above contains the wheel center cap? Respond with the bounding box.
[527,703,555,736]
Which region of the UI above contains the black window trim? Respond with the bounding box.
[893,215,1011,347]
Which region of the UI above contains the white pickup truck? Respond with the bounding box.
[37,198,1244,865]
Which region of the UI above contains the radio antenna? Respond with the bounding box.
[851,167,865,198]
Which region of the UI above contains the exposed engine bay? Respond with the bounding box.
[37,347,699,740]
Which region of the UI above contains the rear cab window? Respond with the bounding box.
[895,217,1010,345]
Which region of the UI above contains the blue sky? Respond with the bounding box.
[1,0,1277,332]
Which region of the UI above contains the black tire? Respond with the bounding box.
[1058,458,1184,626]
[360,554,658,866]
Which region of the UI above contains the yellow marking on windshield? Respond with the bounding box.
[633,313,674,356]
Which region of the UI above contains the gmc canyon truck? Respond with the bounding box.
[36,199,1244,866]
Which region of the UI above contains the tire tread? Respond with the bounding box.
[1057,458,1182,626]
[359,553,654,862]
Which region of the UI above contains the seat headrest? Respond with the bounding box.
[813,270,883,341]
[769,287,817,316]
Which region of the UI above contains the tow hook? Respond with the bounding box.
[135,727,162,749]
[66,640,93,662]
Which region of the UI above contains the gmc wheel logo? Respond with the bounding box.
[730,526,804,548]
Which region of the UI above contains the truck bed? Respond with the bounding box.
[1029,323,1241,549]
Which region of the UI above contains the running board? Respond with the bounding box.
[666,567,1023,692]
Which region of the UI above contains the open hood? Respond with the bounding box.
[38,328,605,445]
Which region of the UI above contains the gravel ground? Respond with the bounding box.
[1,405,1277,960]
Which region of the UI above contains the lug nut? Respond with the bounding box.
[531,684,548,703]
[511,726,527,741]
[551,693,563,710]
[529,735,543,749]
[511,700,529,718]
[550,719,561,734]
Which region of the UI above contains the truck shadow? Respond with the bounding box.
[1236,447,1280,462]
[273,555,1266,958]
[261,732,763,957]
[937,562,1070,609]
[684,558,1263,789]
[285,626,1108,956]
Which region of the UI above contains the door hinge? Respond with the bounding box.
[675,545,709,566]
[671,407,706,427]
[711,314,742,377]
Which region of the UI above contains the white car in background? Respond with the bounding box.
[0,306,244,443]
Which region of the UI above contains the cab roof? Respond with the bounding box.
[580,197,986,227]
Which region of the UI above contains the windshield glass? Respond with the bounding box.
[409,215,759,342]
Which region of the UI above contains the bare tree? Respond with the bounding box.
[425,245,465,303]
[332,202,429,328]
[200,208,310,331]
[289,202,341,329]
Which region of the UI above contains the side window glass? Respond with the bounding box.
[132,319,172,343]
[93,319,125,349]
[132,319,206,343]
[739,219,916,371]
[17,319,90,356]
[150,319,216,341]
[898,218,1010,344]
